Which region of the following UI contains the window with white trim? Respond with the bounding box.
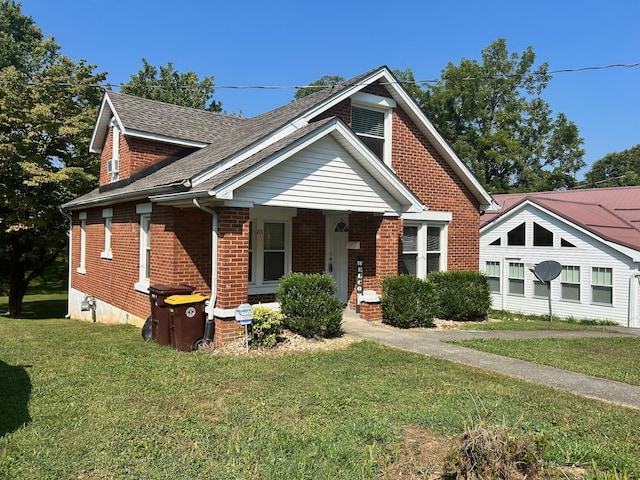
[591,267,613,305]
[134,203,152,292]
[108,118,120,182]
[351,92,395,165]
[508,262,524,295]
[402,223,446,278]
[561,265,580,301]
[248,218,290,290]
[101,208,113,259]
[485,261,500,293]
[533,279,548,297]
[77,212,87,274]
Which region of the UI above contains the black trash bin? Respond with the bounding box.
[165,294,209,352]
[149,284,196,346]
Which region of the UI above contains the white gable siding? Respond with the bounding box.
[480,205,640,326]
[233,136,402,213]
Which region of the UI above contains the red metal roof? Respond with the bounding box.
[481,186,640,251]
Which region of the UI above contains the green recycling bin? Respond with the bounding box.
[149,284,196,346]
[165,294,209,352]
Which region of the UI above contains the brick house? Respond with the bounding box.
[63,66,493,345]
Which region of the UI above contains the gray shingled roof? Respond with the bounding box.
[66,66,437,210]
[108,91,247,144]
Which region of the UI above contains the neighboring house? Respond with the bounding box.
[63,66,493,346]
[480,187,640,327]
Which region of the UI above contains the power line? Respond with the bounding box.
[0,61,638,91]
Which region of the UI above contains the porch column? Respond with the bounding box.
[214,207,249,346]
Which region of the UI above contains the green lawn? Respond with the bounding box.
[452,336,640,386]
[1,309,639,478]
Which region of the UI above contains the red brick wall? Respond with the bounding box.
[391,108,480,270]
[71,204,212,321]
[292,209,325,273]
[99,127,191,186]
[215,207,250,309]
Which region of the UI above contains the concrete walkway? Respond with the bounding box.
[342,311,640,410]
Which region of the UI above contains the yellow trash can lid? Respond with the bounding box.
[164,294,209,305]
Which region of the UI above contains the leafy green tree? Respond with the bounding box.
[584,144,640,187]
[0,0,106,316]
[121,58,222,112]
[293,75,345,100]
[399,39,585,193]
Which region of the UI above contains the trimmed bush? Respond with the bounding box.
[276,273,344,338]
[381,275,438,328]
[428,270,491,321]
[248,306,283,348]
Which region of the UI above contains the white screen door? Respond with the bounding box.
[327,216,349,303]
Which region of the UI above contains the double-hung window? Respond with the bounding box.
[101,208,113,260]
[402,223,446,278]
[351,92,395,165]
[77,212,87,274]
[135,203,152,292]
[591,267,613,304]
[485,261,500,293]
[561,265,580,301]
[508,262,525,295]
[248,215,290,293]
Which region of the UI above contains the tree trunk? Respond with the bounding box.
[8,261,28,317]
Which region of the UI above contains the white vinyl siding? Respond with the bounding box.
[592,267,613,305]
[480,205,640,326]
[233,137,401,213]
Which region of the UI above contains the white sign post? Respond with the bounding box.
[235,303,254,352]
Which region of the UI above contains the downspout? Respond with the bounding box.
[193,198,217,319]
[629,270,640,328]
[60,206,73,319]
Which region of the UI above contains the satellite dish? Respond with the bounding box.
[533,260,562,282]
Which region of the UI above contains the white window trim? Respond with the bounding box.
[77,212,87,274]
[591,267,614,306]
[485,261,501,293]
[508,262,525,296]
[352,92,396,166]
[101,208,113,260]
[248,207,293,295]
[403,221,448,279]
[560,265,581,303]
[108,118,120,182]
[135,203,153,293]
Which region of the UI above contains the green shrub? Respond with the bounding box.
[275,273,344,338]
[381,275,437,328]
[428,270,491,321]
[248,306,283,348]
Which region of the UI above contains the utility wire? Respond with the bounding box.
[0,61,638,91]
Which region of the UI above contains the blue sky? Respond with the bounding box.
[22,0,639,177]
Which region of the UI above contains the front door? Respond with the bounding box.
[327,216,349,303]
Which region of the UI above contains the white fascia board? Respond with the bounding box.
[384,81,494,209]
[209,119,425,214]
[190,123,302,187]
[89,94,121,153]
[482,200,640,262]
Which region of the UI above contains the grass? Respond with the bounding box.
[460,309,622,331]
[1,311,640,478]
[452,336,640,386]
